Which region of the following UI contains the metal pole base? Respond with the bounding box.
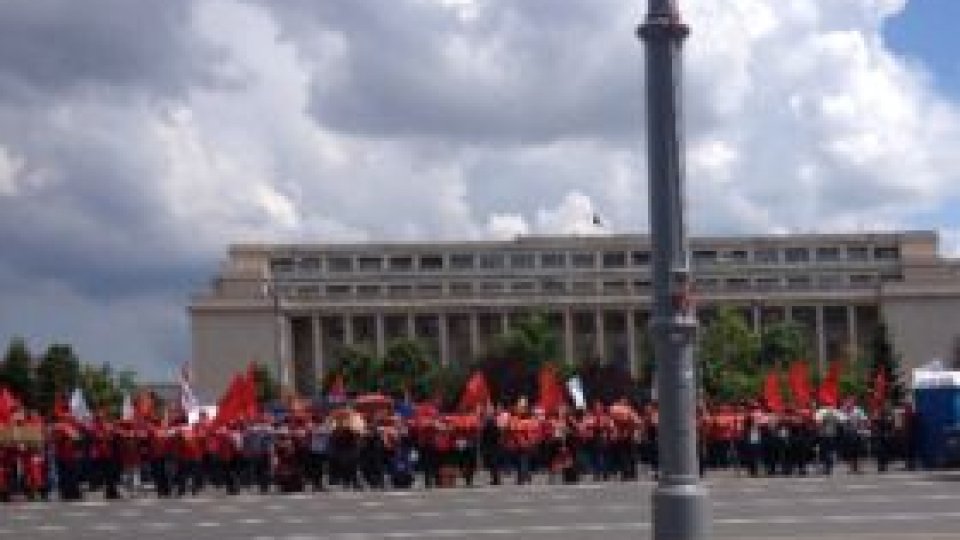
[653,482,711,540]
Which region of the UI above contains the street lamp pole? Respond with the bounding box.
[638,1,711,539]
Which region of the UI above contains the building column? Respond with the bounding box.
[752,303,762,334]
[847,304,858,361]
[438,313,450,367]
[626,309,639,377]
[343,314,354,347]
[816,305,827,376]
[564,307,575,365]
[407,313,416,340]
[785,305,794,323]
[469,312,480,360]
[312,315,324,382]
[595,310,606,361]
[277,314,292,389]
[375,313,386,357]
[501,312,509,334]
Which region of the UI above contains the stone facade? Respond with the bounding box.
[189,231,960,398]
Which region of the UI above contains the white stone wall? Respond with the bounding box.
[883,297,960,373]
[191,310,277,400]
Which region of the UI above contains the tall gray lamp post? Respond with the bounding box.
[638,1,711,539]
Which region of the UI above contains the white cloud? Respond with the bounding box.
[2,0,960,377]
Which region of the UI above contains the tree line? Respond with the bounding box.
[0,337,138,416]
[325,309,905,407]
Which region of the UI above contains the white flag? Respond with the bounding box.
[69,387,91,421]
[179,362,199,413]
[566,377,586,410]
[121,393,134,421]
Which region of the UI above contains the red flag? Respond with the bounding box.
[762,371,784,413]
[537,363,566,415]
[214,373,245,426]
[787,361,812,409]
[53,392,70,419]
[869,368,888,416]
[457,371,491,412]
[327,373,346,401]
[817,361,841,408]
[0,387,20,424]
[133,391,155,421]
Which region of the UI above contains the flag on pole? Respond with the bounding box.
[457,371,491,412]
[762,371,784,413]
[787,360,812,409]
[817,361,841,408]
[69,388,91,421]
[121,393,134,421]
[0,387,20,424]
[179,362,199,413]
[869,368,888,416]
[537,363,566,415]
[566,376,586,410]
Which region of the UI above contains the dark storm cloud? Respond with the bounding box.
[254,0,644,145]
[0,0,227,102]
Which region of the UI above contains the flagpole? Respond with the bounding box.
[638,1,711,539]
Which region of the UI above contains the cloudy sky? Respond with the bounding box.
[1,0,959,380]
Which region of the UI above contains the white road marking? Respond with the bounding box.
[145,522,175,530]
[197,521,222,527]
[35,525,67,532]
[91,523,120,532]
[163,507,191,514]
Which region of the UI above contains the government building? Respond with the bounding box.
[189,231,960,398]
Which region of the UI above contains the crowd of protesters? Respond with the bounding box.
[0,395,922,503]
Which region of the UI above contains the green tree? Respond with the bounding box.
[865,322,906,404]
[489,313,561,369]
[79,362,136,414]
[381,338,435,399]
[758,321,810,367]
[251,363,280,404]
[697,308,761,402]
[0,337,35,408]
[34,344,81,414]
[331,345,382,394]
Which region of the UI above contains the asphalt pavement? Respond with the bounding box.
[1,470,959,539]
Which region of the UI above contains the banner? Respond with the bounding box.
[457,371,491,412]
[763,371,784,413]
[566,376,586,410]
[788,360,812,409]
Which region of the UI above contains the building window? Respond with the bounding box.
[326,284,351,297]
[818,274,844,288]
[874,246,901,261]
[816,247,841,262]
[270,257,295,273]
[571,252,596,269]
[725,278,750,291]
[572,281,596,293]
[480,281,504,292]
[510,281,536,292]
[631,251,651,266]
[450,253,474,270]
[296,285,320,297]
[327,256,353,272]
[510,252,536,269]
[298,257,321,272]
[417,282,443,296]
[419,255,444,271]
[602,251,627,268]
[540,252,566,269]
[388,284,412,297]
[694,278,718,291]
[847,246,870,261]
[603,280,628,294]
[754,248,779,264]
[449,281,473,295]
[784,247,810,263]
[849,274,875,286]
[356,284,380,297]
[542,279,566,293]
[357,256,382,272]
[880,272,904,282]
[755,277,780,290]
[724,250,749,263]
[388,255,413,271]
[786,275,812,289]
[692,250,717,265]
[478,252,505,269]
[633,279,653,292]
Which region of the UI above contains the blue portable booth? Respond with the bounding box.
[913,370,960,468]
